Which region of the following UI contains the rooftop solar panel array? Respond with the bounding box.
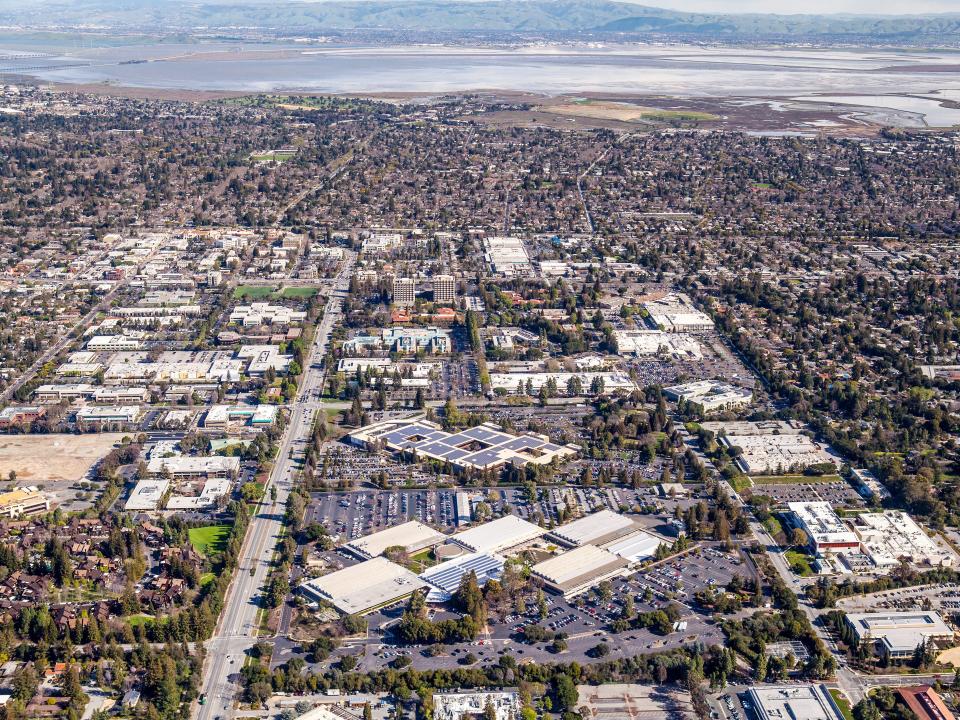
[361,419,575,471]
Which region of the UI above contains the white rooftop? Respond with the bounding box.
[299,557,429,615]
[452,514,545,554]
[344,520,446,559]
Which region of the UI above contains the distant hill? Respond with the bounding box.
[2,0,959,40]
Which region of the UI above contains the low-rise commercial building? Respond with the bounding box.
[663,380,752,413]
[298,556,429,615]
[0,406,46,429]
[343,520,446,560]
[349,416,577,474]
[845,611,954,659]
[421,552,505,603]
[75,405,141,424]
[146,455,240,480]
[0,488,50,518]
[613,330,703,359]
[451,514,546,555]
[203,404,277,429]
[747,685,845,720]
[433,691,520,720]
[642,293,713,333]
[531,544,629,598]
[787,502,860,553]
[549,509,640,548]
[229,303,306,327]
[124,479,170,512]
[897,686,957,720]
[853,511,952,570]
[710,421,836,475]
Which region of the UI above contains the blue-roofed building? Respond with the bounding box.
[349,414,578,474]
[420,552,505,602]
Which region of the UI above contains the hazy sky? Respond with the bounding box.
[646,0,959,12]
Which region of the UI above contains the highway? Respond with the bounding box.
[196,251,355,720]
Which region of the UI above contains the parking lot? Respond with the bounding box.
[748,478,865,508]
[274,574,724,674]
[636,545,750,602]
[836,582,960,614]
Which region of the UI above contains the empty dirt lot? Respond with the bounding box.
[0,433,126,511]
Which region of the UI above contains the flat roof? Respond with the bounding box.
[344,520,446,559]
[846,611,953,653]
[788,501,859,548]
[603,530,664,563]
[531,544,629,594]
[452,514,545,554]
[549,510,638,547]
[146,455,240,475]
[299,557,429,615]
[124,479,170,511]
[747,685,844,720]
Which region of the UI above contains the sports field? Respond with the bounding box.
[189,524,232,555]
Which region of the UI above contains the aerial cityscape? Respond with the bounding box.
[0,1,958,720]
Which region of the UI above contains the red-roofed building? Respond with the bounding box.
[898,686,956,720]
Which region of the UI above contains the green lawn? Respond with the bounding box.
[785,549,815,577]
[199,572,216,587]
[763,515,784,538]
[277,286,318,299]
[233,284,318,300]
[189,524,232,555]
[127,614,155,628]
[752,474,842,485]
[829,690,853,720]
[407,549,438,573]
[233,285,274,300]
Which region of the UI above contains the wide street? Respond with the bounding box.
[197,251,356,720]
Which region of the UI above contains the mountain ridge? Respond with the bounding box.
[1,0,959,39]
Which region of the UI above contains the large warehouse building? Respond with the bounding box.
[452,514,545,555]
[549,509,641,548]
[344,520,446,560]
[531,544,629,598]
[298,557,429,615]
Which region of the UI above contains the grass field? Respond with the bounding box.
[763,516,784,538]
[728,474,752,493]
[829,690,853,720]
[751,474,842,485]
[785,549,815,577]
[277,287,317,299]
[233,285,274,300]
[127,614,155,628]
[407,549,439,573]
[233,285,318,300]
[189,525,232,555]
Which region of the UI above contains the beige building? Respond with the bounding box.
[393,277,416,307]
[0,488,50,518]
[433,274,456,304]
